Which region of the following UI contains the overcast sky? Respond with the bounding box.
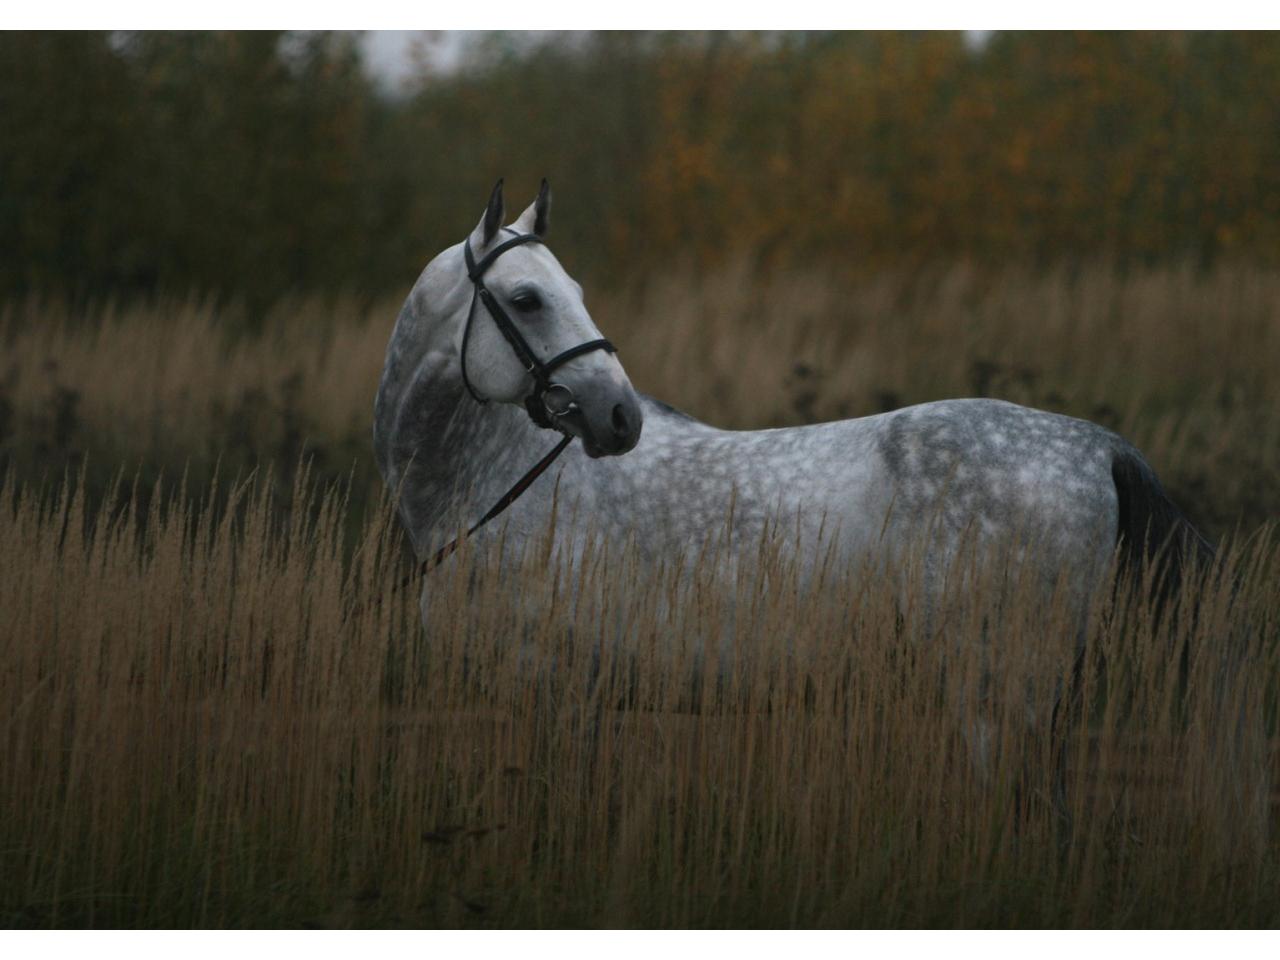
[359,31,578,91]
[359,31,453,89]
[358,31,995,92]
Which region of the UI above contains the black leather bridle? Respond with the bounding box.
[349,226,626,618]
[461,229,616,429]
[424,230,616,570]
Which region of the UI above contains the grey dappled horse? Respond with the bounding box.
[374,180,1208,615]
[373,181,1264,847]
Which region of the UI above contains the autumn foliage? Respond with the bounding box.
[4,32,1280,308]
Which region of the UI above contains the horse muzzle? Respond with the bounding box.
[548,383,642,458]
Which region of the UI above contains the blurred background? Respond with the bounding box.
[6,31,1280,306]
[2,30,1279,539]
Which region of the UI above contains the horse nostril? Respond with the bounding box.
[611,403,630,438]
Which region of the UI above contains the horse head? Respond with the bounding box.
[454,178,642,458]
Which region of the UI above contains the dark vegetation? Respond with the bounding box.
[3,32,1280,311]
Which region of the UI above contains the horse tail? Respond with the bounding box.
[1110,446,1214,606]
[1110,449,1270,857]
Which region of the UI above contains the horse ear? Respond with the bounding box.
[512,178,551,238]
[470,178,505,249]
[534,178,551,236]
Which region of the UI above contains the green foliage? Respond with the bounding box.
[4,31,1280,310]
[0,32,383,312]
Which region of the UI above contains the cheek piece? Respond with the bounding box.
[460,231,616,430]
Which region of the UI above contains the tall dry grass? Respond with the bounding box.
[2,260,1280,926]
[3,260,1280,536]
[1,466,1277,927]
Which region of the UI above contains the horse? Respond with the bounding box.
[373,180,1264,848]
[374,179,1209,613]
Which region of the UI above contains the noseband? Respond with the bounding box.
[461,230,616,429]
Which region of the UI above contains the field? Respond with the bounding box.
[2,261,1279,926]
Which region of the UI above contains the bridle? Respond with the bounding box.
[460,229,616,429]
[347,230,621,619]
[409,230,618,580]
[348,226,627,621]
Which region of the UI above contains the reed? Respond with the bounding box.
[2,260,1279,926]
[1,466,1276,928]
[3,260,1278,538]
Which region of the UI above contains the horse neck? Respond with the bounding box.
[375,304,547,553]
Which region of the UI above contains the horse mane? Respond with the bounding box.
[641,393,702,425]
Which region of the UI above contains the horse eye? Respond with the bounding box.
[511,293,542,313]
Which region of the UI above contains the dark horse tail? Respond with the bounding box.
[1108,453,1269,855]
[1111,447,1215,605]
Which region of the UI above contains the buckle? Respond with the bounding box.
[542,383,578,418]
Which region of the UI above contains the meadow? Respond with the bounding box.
[2,260,1279,926]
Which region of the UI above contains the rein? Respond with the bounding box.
[356,229,616,616]
[377,432,572,604]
